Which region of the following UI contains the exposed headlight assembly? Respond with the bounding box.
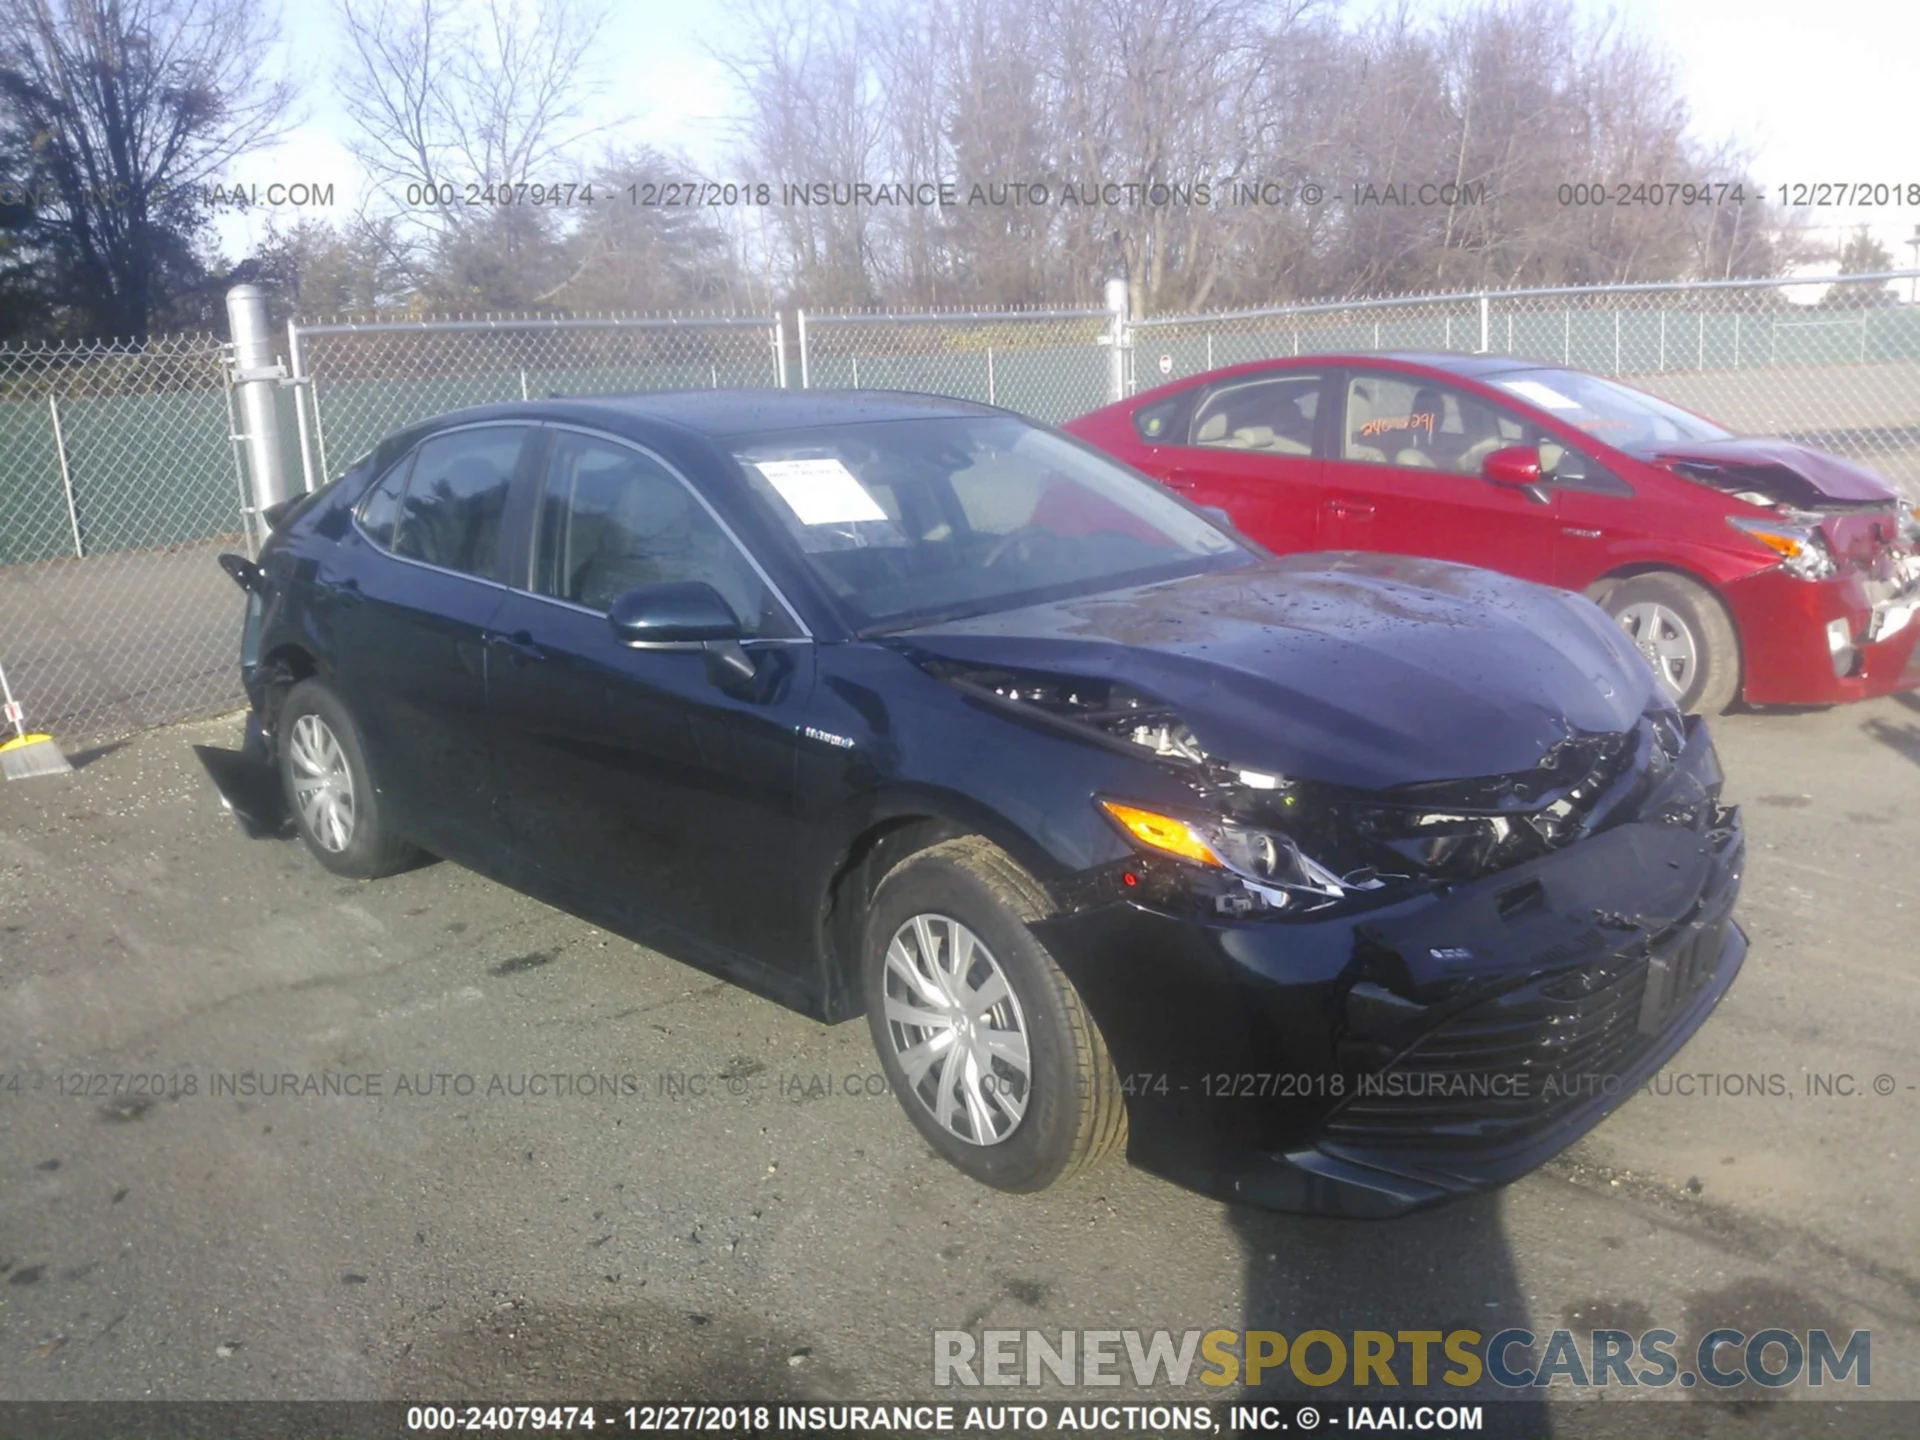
[1098,798,1383,914]
[1727,513,1836,580]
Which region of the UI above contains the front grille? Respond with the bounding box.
[1322,916,1726,1152]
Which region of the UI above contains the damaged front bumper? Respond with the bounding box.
[1031,717,1746,1217]
[1728,550,1920,704]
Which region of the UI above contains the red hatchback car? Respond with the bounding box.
[1066,353,1920,712]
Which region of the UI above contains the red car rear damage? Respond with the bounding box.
[1065,354,1920,712]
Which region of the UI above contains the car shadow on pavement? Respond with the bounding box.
[1228,1193,1553,1435]
[1860,715,1920,768]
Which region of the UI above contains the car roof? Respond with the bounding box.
[1359,351,1545,377]
[447,388,1005,440]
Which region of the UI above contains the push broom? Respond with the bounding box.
[0,658,72,780]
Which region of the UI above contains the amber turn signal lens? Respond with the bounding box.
[1098,800,1223,867]
[1743,528,1807,559]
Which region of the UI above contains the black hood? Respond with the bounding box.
[899,553,1659,789]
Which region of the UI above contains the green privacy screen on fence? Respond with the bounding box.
[0,341,243,567]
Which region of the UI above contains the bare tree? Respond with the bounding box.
[713,0,887,307]
[715,0,1802,312]
[0,0,297,339]
[539,144,745,311]
[335,0,612,216]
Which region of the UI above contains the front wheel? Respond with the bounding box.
[862,838,1126,1193]
[277,679,420,879]
[1593,572,1741,714]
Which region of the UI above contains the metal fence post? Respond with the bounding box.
[1105,278,1130,402]
[287,320,319,494]
[797,310,811,389]
[226,285,294,550]
[774,315,788,388]
[1478,293,1490,353]
[46,395,82,557]
[986,347,995,405]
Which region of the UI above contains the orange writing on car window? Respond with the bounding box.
[1359,411,1437,439]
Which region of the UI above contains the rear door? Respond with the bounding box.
[485,427,819,976]
[323,423,536,858]
[1154,369,1330,553]
[1320,370,1562,583]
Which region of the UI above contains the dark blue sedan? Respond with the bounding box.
[217,391,1746,1215]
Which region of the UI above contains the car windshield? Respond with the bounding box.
[1488,367,1733,448]
[733,415,1250,631]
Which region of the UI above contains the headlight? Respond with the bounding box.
[1727,513,1835,580]
[1097,798,1374,912]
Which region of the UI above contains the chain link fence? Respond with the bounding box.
[0,337,251,744]
[9,276,1919,748]
[290,315,786,487]
[798,308,1113,424]
[1128,272,1920,498]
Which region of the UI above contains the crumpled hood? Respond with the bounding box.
[1640,437,1900,505]
[899,554,1660,789]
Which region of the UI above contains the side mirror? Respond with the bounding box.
[218,552,264,594]
[607,582,756,688]
[1482,446,1551,505]
[608,581,742,645]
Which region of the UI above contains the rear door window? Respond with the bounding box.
[391,426,530,579]
[1187,373,1322,454]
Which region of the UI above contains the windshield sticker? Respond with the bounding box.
[1498,379,1582,411]
[753,458,890,525]
[1359,411,1436,438]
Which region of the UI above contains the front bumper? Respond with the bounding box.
[1726,560,1920,705]
[1032,723,1746,1217]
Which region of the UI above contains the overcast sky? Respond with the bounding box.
[220,0,1920,279]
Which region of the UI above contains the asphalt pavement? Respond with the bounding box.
[1,694,1916,1427]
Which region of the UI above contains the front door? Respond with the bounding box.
[1320,371,1563,583]
[485,427,819,978]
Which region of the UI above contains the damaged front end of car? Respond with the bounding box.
[931,656,1746,1215]
[1656,442,1920,660]
[926,656,1710,919]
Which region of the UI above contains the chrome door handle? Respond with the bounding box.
[1561,526,1603,538]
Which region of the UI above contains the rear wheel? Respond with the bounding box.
[862,838,1125,1192]
[1593,572,1740,714]
[278,679,419,879]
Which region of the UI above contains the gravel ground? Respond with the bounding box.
[1,695,1916,1425]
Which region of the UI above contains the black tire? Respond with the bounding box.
[862,837,1126,1193]
[1592,571,1741,715]
[277,678,419,879]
